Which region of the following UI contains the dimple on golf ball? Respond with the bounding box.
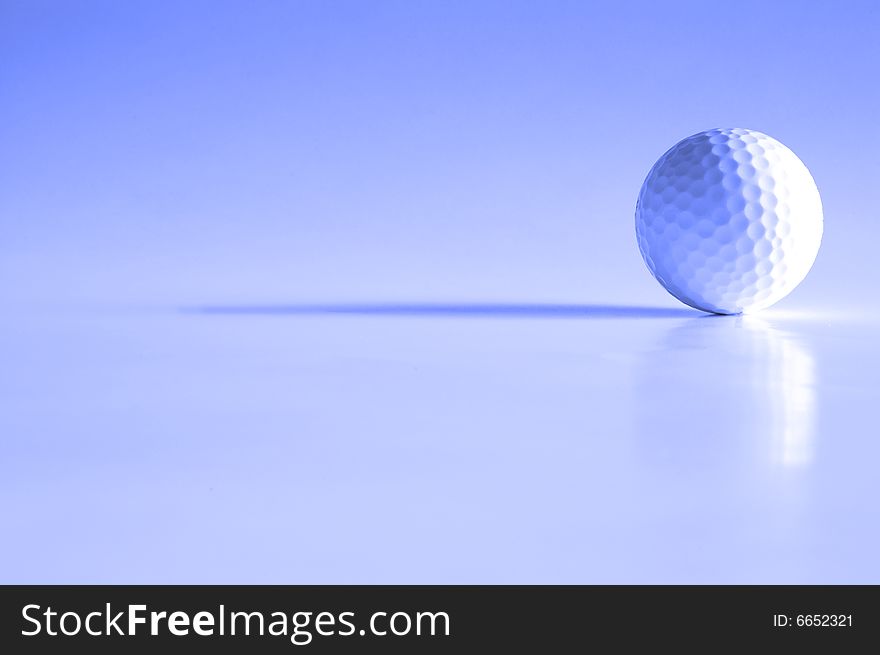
[635,128,823,314]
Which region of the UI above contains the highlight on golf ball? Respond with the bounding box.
[635,128,823,315]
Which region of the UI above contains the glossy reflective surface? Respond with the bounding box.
[2,304,878,582]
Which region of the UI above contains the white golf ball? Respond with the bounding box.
[635,128,823,314]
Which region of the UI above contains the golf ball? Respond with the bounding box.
[635,128,823,314]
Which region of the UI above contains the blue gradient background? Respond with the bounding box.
[2,1,879,582]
